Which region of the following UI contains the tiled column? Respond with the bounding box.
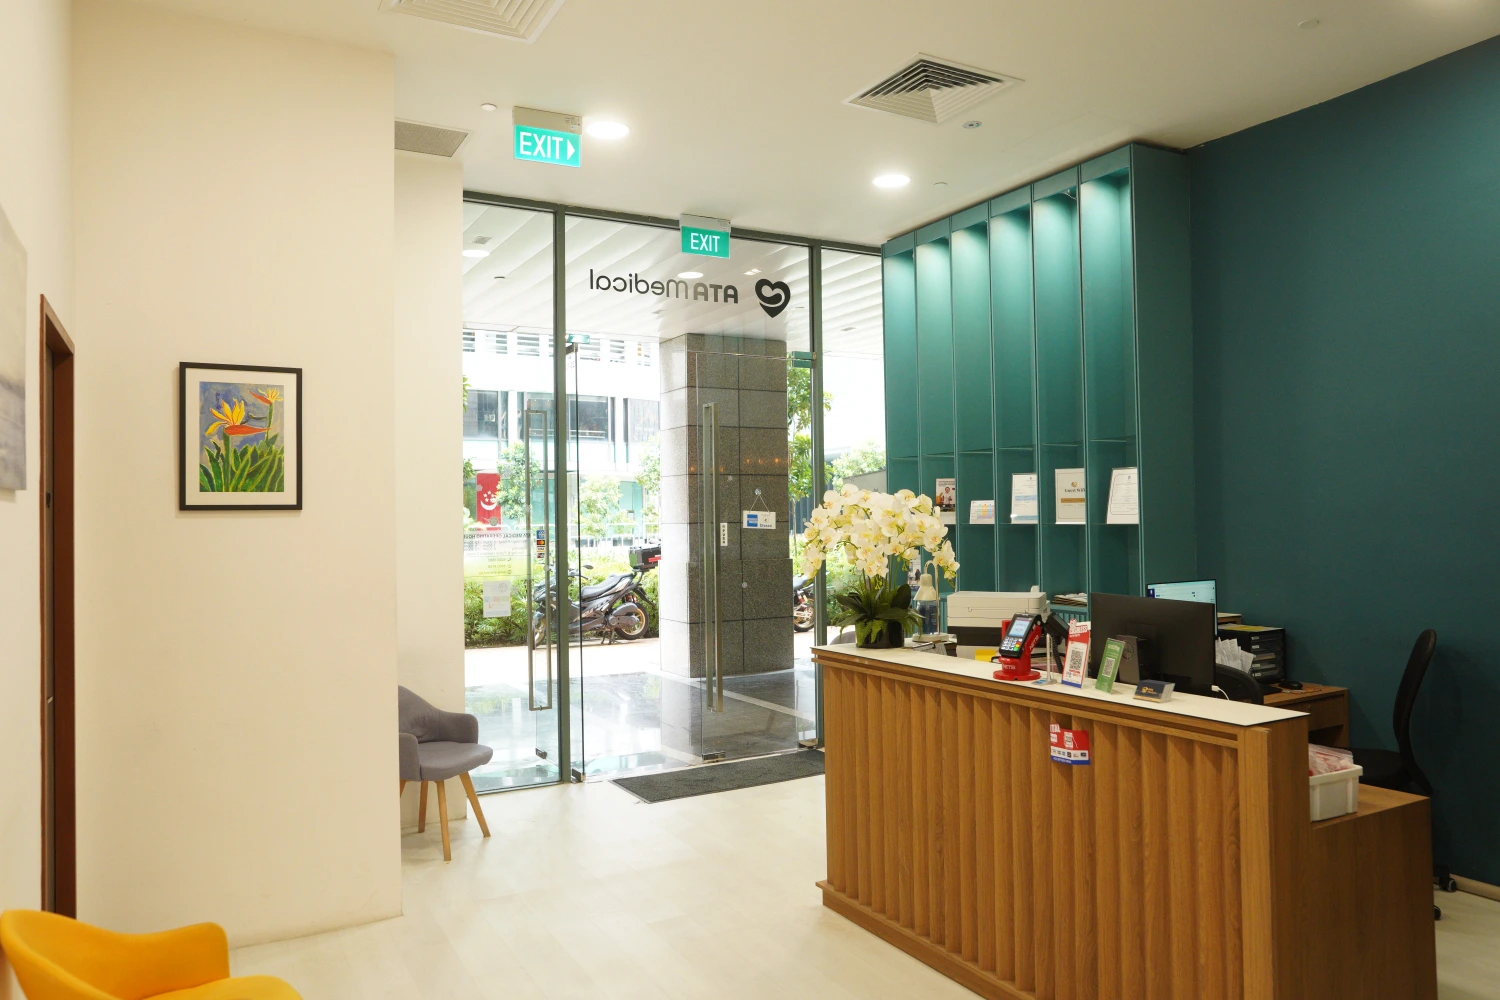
[657,334,794,730]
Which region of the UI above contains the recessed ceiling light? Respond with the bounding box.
[463,249,489,258]
[586,121,630,140]
[480,103,498,112]
[934,181,949,188]
[873,173,910,189]
[678,271,703,279]
[1299,17,1320,28]
[744,268,761,276]
[962,121,981,129]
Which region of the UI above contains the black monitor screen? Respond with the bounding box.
[1088,592,1216,694]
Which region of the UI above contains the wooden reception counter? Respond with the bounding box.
[814,645,1436,1000]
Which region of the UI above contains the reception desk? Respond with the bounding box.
[815,645,1436,1000]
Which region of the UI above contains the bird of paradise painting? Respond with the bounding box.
[199,382,285,492]
[180,363,302,510]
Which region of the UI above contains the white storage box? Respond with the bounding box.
[1308,764,1362,821]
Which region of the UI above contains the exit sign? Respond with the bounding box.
[513,107,581,169]
[681,214,731,258]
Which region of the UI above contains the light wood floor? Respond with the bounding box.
[231,775,1500,1000]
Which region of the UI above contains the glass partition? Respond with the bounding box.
[460,203,562,791]
[817,250,885,640]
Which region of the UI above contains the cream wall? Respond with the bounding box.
[71,0,400,945]
[0,0,72,994]
[394,151,467,829]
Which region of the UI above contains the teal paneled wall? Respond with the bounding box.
[882,143,1191,608]
[952,224,996,590]
[882,250,918,472]
[915,239,954,458]
[1132,146,1195,586]
[1191,35,1500,884]
[1081,165,1139,595]
[990,199,1038,591]
[951,225,993,454]
[1032,173,1086,595]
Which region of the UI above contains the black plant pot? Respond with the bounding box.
[856,620,905,650]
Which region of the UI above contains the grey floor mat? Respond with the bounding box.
[611,749,824,803]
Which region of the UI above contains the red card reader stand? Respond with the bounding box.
[992,614,1043,682]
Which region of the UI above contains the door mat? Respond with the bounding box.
[611,749,824,804]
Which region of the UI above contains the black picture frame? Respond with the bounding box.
[178,362,303,511]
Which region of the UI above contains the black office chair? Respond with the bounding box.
[1350,629,1436,795]
[1213,664,1264,704]
[1346,629,1452,917]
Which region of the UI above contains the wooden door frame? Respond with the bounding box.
[39,294,75,915]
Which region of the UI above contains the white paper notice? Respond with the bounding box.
[1055,468,1086,524]
[1106,467,1139,524]
[1010,473,1038,523]
[482,579,512,618]
[969,500,996,525]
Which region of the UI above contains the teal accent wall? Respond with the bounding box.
[1191,35,1500,884]
[883,143,1192,606]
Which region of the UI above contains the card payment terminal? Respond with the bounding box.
[993,613,1043,682]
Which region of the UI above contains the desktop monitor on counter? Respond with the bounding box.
[1088,592,1216,695]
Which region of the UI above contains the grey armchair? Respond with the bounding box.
[398,686,493,861]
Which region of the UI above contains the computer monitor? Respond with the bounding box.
[1088,592,1216,695]
[1146,579,1217,632]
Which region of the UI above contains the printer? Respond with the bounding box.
[945,588,1051,660]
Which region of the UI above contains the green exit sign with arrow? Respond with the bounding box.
[680,214,731,258]
[513,107,581,168]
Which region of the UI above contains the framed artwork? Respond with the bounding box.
[179,362,302,510]
[0,201,27,490]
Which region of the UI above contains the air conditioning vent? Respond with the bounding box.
[395,120,470,157]
[380,0,564,42]
[847,54,1021,124]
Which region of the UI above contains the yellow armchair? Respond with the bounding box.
[0,911,299,1000]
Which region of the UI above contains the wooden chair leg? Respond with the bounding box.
[460,772,490,838]
[399,780,407,797]
[436,779,452,862]
[417,781,428,833]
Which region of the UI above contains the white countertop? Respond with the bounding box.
[814,644,1307,728]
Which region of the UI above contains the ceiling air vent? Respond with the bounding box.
[846,54,1021,124]
[395,120,471,157]
[379,0,565,42]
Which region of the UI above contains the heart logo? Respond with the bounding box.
[755,279,791,318]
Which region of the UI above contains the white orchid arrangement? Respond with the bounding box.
[798,485,960,646]
[798,484,959,581]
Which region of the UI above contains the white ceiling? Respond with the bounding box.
[129,0,1500,246]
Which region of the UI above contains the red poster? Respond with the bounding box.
[475,472,501,526]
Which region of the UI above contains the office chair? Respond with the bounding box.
[1212,664,1264,704]
[1346,629,1452,917]
[1350,629,1435,794]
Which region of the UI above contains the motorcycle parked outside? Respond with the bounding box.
[793,574,815,632]
[529,545,659,648]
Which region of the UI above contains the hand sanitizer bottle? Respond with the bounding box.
[913,563,940,635]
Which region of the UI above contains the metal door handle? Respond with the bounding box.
[524,406,553,712]
[701,402,723,713]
